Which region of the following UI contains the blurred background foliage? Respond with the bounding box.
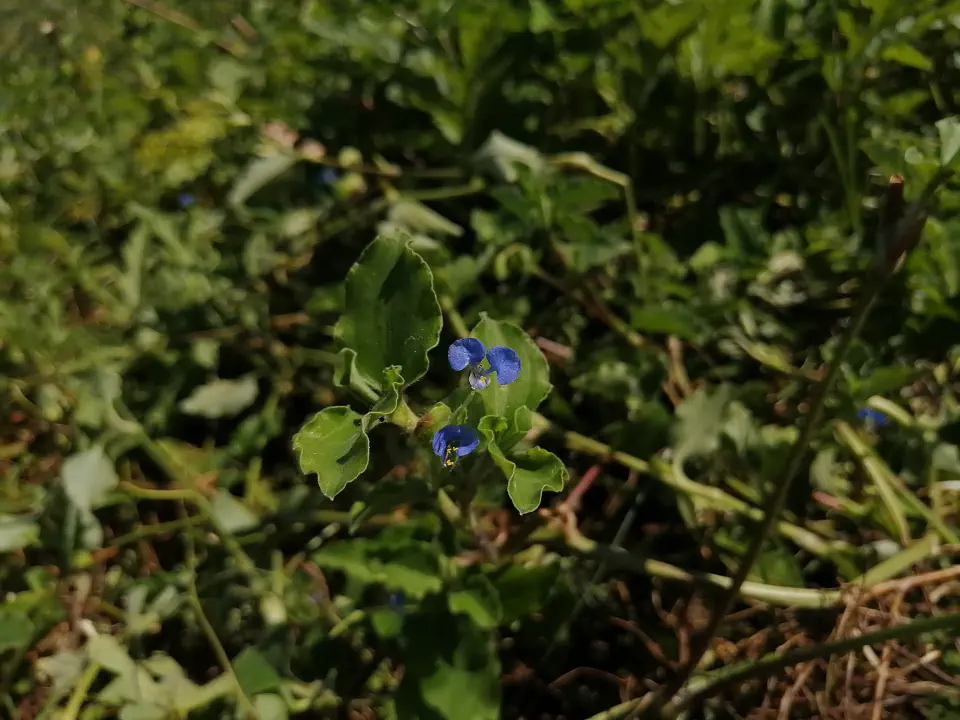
[2,0,960,718]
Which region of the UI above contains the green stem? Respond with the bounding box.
[439,294,470,338]
[108,516,206,547]
[61,662,100,720]
[186,581,261,719]
[537,416,842,561]
[118,480,257,575]
[564,531,842,609]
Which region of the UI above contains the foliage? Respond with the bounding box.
[2,0,960,718]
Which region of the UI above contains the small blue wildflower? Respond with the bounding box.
[178,193,195,208]
[857,407,890,426]
[447,338,521,390]
[387,592,405,610]
[432,424,480,469]
[318,167,339,185]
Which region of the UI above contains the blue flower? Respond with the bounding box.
[857,407,890,426]
[178,193,195,208]
[432,424,480,468]
[318,167,339,185]
[447,338,521,390]
[387,592,405,610]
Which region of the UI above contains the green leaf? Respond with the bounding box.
[881,43,933,72]
[293,406,370,499]
[179,375,259,419]
[334,347,381,404]
[335,234,442,391]
[470,315,551,445]
[0,611,34,652]
[447,576,502,630]
[936,117,960,168]
[228,152,298,207]
[0,515,39,552]
[479,416,566,514]
[851,365,921,398]
[313,539,443,599]
[630,306,703,340]
[209,491,259,534]
[88,635,138,676]
[253,694,289,720]
[673,385,732,466]
[398,611,500,720]
[474,130,545,182]
[751,544,804,587]
[363,366,404,431]
[493,564,560,625]
[386,198,464,237]
[61,446,119,511]
[234,648,282,696]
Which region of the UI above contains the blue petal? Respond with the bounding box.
[857,407,889,425]
[451,425,480,456]
[387,592,405,610]
[178,193,195,208]
[432,425,454,457]
[448,338,486,371]
[432,424,480,458]
[486,346,521,385]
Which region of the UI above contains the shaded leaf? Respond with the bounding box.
[936,116,960,168]
[0,611,34,652]
[752,544,804,587]
[447,576,502,630]
[314,539,443,598]
[234,647,282,696]
[673,386,732,465]
[398,611,500,720]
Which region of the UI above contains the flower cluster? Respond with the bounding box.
[432,338,521,468]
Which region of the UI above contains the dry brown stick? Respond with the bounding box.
[865,564,960,599]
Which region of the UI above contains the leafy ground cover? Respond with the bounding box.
[2,0,960,718]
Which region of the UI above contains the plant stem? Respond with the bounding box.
[439,294,470,338]
[563,530,842,609]
[651,271,886,715]
[651,171,943,716]
[118,480,257,575]
[61,662,100,720]
[535,416,842,560]
[186,579,261,719]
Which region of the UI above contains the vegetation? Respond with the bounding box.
[2,0,960,718]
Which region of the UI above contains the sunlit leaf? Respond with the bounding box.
[228,152,298,207]
[479,415,566,514]
[335,234,442,391]
[293,406,370,499]
[179,375,259,419]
